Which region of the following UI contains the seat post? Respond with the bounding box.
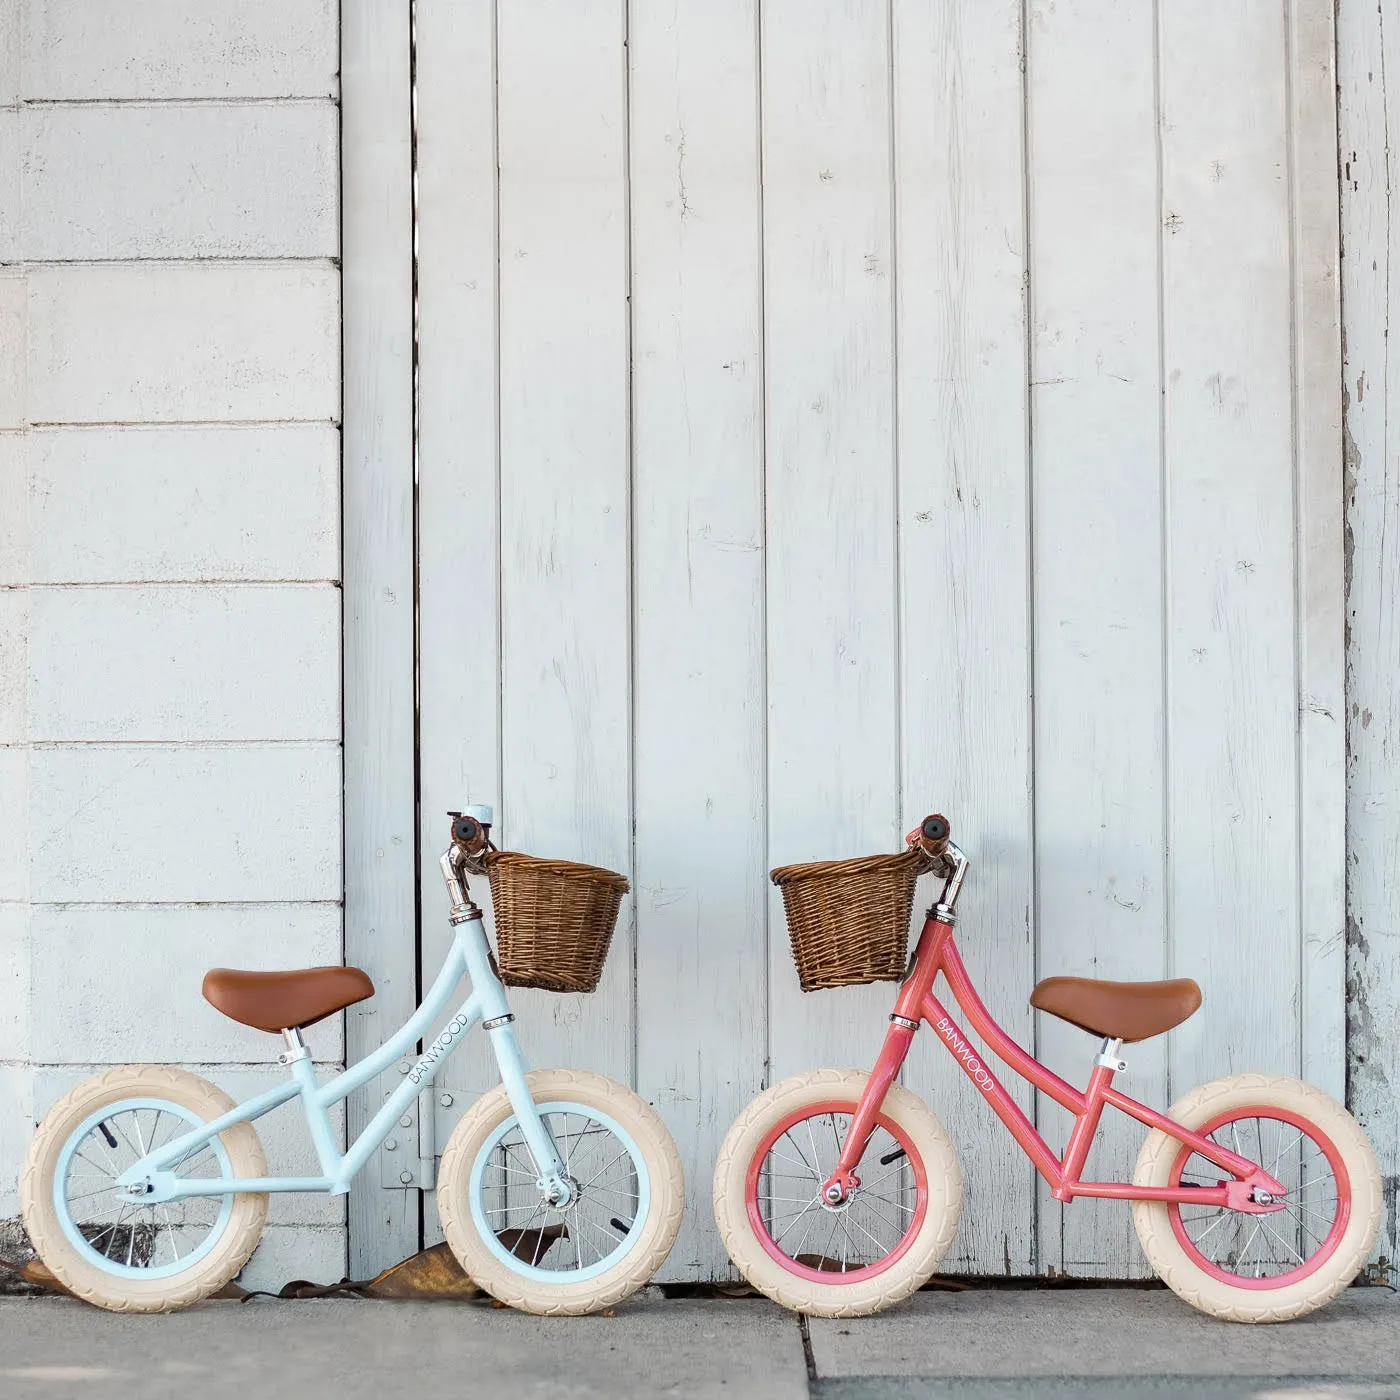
[278,1026,310,1066]
[1095,1036,1127,1074]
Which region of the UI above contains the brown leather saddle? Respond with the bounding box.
[202,966,375,1033]
[1030,975,1201,1043]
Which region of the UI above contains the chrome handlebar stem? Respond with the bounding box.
[932,842,969,921]
[439,845,480,924]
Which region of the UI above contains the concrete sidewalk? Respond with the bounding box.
[808,1286,1400,1398]
[0,1286,1396,1399]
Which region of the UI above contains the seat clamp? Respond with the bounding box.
[482,1014,515,1031]
[1096,1037,1127,1074]
[278,1027,311,1066]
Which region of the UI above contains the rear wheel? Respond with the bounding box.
[1133,1073,1382,1322]
[713,1069,962,1317]
[21,1065,268,1312]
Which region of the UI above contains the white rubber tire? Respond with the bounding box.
[437,1069,684,1315]
[1132,1072,1382,1323]
[713,1069,962,1318]
[21,1065,269,1313]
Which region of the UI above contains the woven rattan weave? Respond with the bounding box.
[484,851,630,993]
[771,848,931,992]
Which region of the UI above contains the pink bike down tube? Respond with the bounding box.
[826,913,1283,1210]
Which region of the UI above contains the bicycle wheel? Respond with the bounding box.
[21,1065,269,1312]
[713,1069,962,1317]
[1133,1072,1382,1322]
[437,1068,683,1315]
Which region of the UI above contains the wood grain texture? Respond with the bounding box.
[893,0,1037,1278]
[1338,0,1400,1267]
[21,0,338,101]
[28,744,342,902]
[27,904,345,1063]
[1027,0,1166,1278]
[27,264,339,425]
[761,0,901,1085]
[20,103,338,261]
[629,0,767,1281]
[1289,0,1346,1103]
[495,0,633,1084]
[1160,2,1300,1100]
[27,584,339,741]
[389,0,1350,1280]
[342,0,418,1274]
[412,0,504,1248]
[26,426,340,584]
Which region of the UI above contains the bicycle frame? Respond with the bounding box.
[114,892,568,1206]
[824,873,1287,1216]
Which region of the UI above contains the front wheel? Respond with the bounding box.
[713,1069,963,1317]
[437,1068,683,1315]
[1133,1072,1383,1322]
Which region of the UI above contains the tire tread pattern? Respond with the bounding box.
[1132,1072,1383,1323]
[712,1068,963,1318]
[21,1064,269,1314]
[437,1068,684,1316]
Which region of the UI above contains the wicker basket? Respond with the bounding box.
[771,849,930,992]
[485,851,630,993]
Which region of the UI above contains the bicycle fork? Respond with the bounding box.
[820,895,959,1205]
[444,847,572,1205]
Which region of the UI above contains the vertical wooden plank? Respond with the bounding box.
[496,0,632,1083]
[894,0,1036,1277]
[414,0,503,1244]
[762,0,900,1082]
[630,0,766,1281]
[341,0,418,1273]
[1026,0,1166,1278]
[1290,0,1346,1103]
[1162,2,1300,1107]
[1338,0,1400,1265]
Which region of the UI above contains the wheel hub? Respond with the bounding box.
[541,1174,579,1210]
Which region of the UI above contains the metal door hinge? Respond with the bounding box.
[379,1070,438,1190]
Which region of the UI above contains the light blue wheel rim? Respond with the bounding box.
[54,1096,236,1281]
[468,1099,651,1284]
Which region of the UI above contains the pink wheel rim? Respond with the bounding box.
[745,1099,929,1285]
[1167,1104,1351,1291]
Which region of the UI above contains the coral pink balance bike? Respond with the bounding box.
[714,817,1382,1322]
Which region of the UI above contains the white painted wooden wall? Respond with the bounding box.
[348,0,1350,1281]
[3,0,1389,1292]
[0,0,346,1288]
[1339,0,1400,1276]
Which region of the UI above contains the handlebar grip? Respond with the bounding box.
[451,814,484,849]
[906,813,951,860]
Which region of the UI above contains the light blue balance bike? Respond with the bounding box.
[20,808,684,1314]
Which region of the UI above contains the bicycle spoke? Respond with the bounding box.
[847,1211,892,1258]
[577,1147,633,1192]
[1255,1215,1306,1266]
[779,1134,818,1176]
[1184,1208,1233,1246]
[1235,1217,1266,1275]
[857,1191,911,1234]
[768,1149,820,1178]
[1266,1129,1303,1178]
[772,1196,822,1244]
